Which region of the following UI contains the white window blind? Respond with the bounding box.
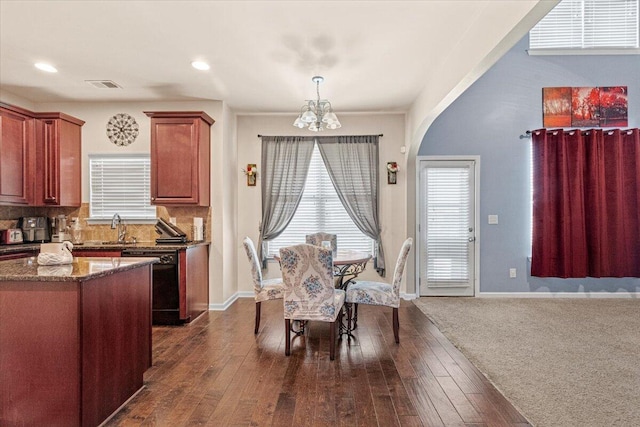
[424,166,471,285]
[89,154,156,221]
[530,0,639,50]
[267,145,373,257]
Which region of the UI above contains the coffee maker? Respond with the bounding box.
[51,214,70,242]
[18,217,51,243]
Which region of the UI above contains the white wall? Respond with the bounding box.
[236,113,409,296]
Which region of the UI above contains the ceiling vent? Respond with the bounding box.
[85,80,122,89]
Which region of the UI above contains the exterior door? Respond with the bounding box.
[419,159,477,296]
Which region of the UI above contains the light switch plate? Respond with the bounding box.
[488,214,498,224]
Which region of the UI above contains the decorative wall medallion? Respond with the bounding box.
[106,113,139,146]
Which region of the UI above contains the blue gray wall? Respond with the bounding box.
[419,35,640,293]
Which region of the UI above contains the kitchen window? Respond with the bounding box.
[267,145,373,257]
[88,154,156,223]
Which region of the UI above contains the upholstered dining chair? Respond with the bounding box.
[279,243,345,360]
[305,232,337,253]
[242,236,284,334]
[345,238,412,343]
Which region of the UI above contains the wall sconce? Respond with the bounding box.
[243,164,257,186]
[387,162,398,184]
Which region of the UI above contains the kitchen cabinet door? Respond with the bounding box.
[35,113,84,207]
[145,111,214,206]
[0,105,35,205]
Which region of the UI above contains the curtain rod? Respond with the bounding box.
[521,128,635,139]
[519,131,532,139]
[257,134,384,138]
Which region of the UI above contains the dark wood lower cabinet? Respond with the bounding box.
[0,264,152,427]
[181,244,209,323]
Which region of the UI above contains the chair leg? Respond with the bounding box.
[330,319,336,360]
[353,303,359,330]
[393,307,400,344]
[285,318,291,356]
[254,301,261,334]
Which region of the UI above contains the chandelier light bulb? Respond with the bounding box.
[293,117,306,128]
[323,111,338,123]
[301,109,317,123]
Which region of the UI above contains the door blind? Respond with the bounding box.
[424,165,471,286]
[268,145,373,256]
[530,0,639,50]
[89,154,156,221]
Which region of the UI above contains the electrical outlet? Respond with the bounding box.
[509,268,517,278]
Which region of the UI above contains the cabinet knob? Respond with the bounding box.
[151,197,155,201]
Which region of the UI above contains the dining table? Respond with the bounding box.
[330,249,372,289]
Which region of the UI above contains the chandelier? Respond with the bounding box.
[293,76,341,131]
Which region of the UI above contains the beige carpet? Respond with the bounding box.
[413,297,640,427]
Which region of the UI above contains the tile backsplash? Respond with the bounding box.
[0,203,211,242]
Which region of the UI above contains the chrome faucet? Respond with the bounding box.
[111,213,127,243]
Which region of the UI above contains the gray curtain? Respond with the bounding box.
[316,135,386,276]
[258,136,314,266]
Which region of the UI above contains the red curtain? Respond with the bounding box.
[531,128,640,278]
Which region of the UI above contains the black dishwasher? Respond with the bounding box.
[122,249,180,325]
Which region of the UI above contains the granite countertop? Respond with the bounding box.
[0,256,158,282]
[0,240,210,255]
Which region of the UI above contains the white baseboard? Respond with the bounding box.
[208,292,255,311]
[401,293,417,300]
[236,291,254,298]
[208,293,239,311]
[478,291,640,298]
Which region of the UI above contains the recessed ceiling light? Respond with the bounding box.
[191,61,210,71]
[35,62,58,73]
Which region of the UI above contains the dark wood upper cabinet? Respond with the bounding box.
[0,104,35,205]
[145,111,214,206]
[0,103,84,207]
[34,113,84,207]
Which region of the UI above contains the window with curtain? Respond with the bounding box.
[267,144,373,257]
[529,0,639,52]
[531,128,640,278]
[89,154,156,222]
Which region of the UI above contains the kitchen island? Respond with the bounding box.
[0,256,156,427]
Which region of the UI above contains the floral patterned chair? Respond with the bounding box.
[279,243,345,360]
[242,236,284,334]
[345,238,412,343]
[305,232,337,253]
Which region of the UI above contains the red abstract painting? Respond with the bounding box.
[542,86,628,128]
[543,87,571,127]
[599,86,628,127]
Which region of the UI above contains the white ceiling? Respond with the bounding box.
[0,1,552,114]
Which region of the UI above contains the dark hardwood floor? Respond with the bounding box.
[106,298,530,426]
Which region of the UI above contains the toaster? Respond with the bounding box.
[0,229,24,245]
